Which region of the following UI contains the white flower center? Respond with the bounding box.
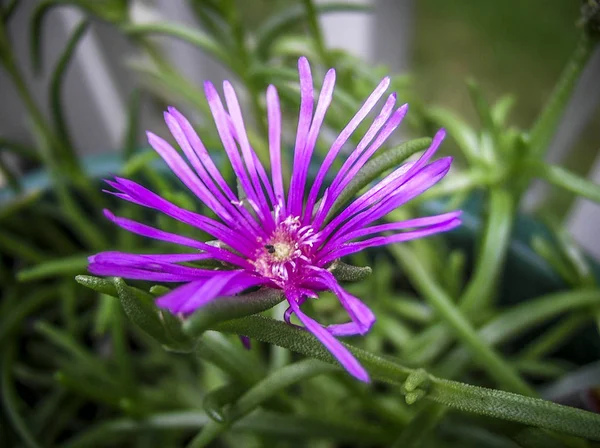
[252,216,318,284]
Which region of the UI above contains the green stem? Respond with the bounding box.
[210,315,600,441]
[459,189,514,312]
[392,245,534,396]
[528,32,598,159]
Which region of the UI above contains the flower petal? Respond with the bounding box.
[288,57,315,217]
[267,85,286,210]
[102,209,250,268]
[305,76,390,223]
[316,270,375,335]
[156,270,264,314]
[320,217,461,263]
[286,291,370,382]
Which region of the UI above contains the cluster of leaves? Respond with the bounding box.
[1,1,600,447]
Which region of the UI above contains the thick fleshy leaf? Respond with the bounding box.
[113,277,171,345]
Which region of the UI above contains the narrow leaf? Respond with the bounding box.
[113,277,170,344]
[328,260,372,282]
[529,161,600,203]
[2,344,43,448]
[75,275,153,302]
[255,3,370,59]
[202,383,244,423]
[121,22,230,67]
[212,315,600,441]
[50,19,90,157]
[30,0,69,74]
[17,254,88,281]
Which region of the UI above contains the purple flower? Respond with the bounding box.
[89,57,461,382]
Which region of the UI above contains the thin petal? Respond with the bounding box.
[320,157,451,245]
[155,270,264,314]
[291,67,336,219]
[316,270,375,335]
[305,76,390,222]
[204,81,267,223]
[286,291,369,382]
[103,209,250,268]
[106,177,256,256]
[267,85,286,210]
[287,57,314,216]
[326,211,462,249]
[327,322,364,337]
[146,132,233,223]
[307,95,400,225]
[88,251,223,282]
[320,218,461,263]
[223,81,274,225]
[163,109,262,234]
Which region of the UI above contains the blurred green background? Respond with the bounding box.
[413,0,599,175]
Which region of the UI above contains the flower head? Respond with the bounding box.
[89,57,461,382]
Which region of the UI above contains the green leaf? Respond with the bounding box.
[0,189,43,221]
[113,277,171,345]
[121,22,231,68]
[196,332,266,385]
[0,228,48,263]
[75,275,153,301]
[211,315,600,441]
[60,409,388,448]
[128,61,211,116]
[529,33,597,159]
[2,344,43,448]
[426,106,479,163]
[202,383,244,423]
[428,377,600,441]
[189,359,337,447]
[0,152,21,191]
[122,88,142,159]
[30,0,70,74]
[255,2,371,59]
[327,260,372,282]
[0,137,38,161]
[392,244,533,396]
[0,289,56,346]
[466,78,495,134]
[528,161,600,204]
[459,189,514,313]
[491,94,516,127]
[17,254,88,281]
[440,289,600,377]
[49,19,90,160]
[184,287,284,337]
[75,0,128,23]
[329,137,432,218]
